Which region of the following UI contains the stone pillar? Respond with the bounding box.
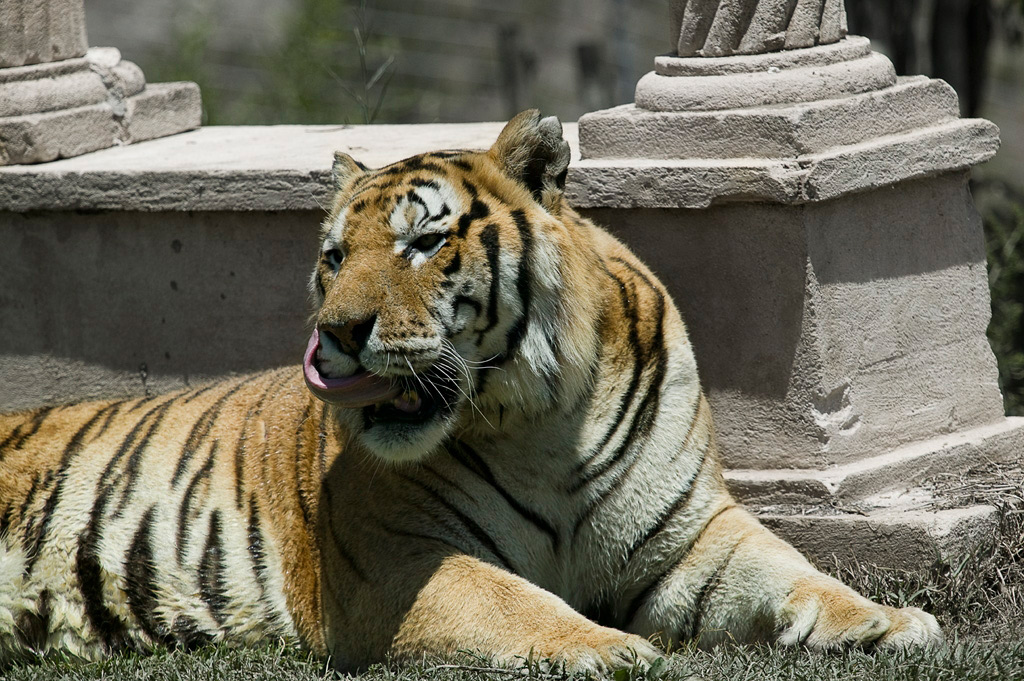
[569,0,1023,566]
[0,0,201,165]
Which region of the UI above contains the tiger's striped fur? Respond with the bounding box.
[0,111,941,671]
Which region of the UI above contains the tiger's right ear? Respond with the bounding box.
[331,151,367,190]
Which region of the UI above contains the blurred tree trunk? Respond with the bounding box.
[847,0,992,116]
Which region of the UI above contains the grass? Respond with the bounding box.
[6,465,1022,681]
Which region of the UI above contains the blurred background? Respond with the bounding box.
[82,0,1024,415]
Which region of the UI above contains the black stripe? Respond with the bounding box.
[112,399,176,518]
[321,486,369,582]
[505,210,534,358]
[294,402,315,529]
[91,401,125,441]
[398,474,514,571]
[0,406,54,456]
[380,524,462,553]
[172,378,254,487]
[198,510,229,627]
[16,474,42,531]
[406,189,429,210]
[177,442,218,564]
[453,294,482,317]
[623,418,710,566]
[76,397,179,651]
[180,383,218,405]
[21,469,54,545]
[409,178,440,190]
[448,442,559,548]
[125,505,171,644]
[611,257,669,439]
[234,371,286,509]
[349,198,368,214]
[441,249,462,279]
[623,563,675,629]
[0,505,10,539]
[477,223,501,345]
[247,494,271,599]
[76,483,130,651]
[461,178,478,198]
[570,272,644,484]
[172,615,213,650]
[449,159,472,171]
[456,199,489,238]
[25,402,121,574]
[317,403,330,477]
[690,546,738,640]
[571,262,670,495]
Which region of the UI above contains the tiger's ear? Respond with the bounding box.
[331,151,367,190]
[488,109,571,209]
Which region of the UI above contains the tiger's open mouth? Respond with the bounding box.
[302,328,460,426]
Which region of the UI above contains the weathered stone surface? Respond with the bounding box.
[784,0,826,49]
[0,43,201,166]
[0,123,514,211]
[569,118,999,208]
[0,0,88,67]
[123,82,202,143]
[0,102,120,165]
[0,118,1000,211]
[0,62,108,117]
[0,209,322,414]
[580,77,960,160]
[800,118,1000,202]
[762,505,999,570]
[583,173,1003,469]
[726,416,1024,505]
[655,35,871,76]
[635,51,896,112]
[670,0,847,57]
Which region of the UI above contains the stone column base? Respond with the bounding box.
[728,416,1024,569]
[0,47,200,165]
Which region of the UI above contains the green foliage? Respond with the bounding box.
[978,179,1024,416]
[256,0,399,124]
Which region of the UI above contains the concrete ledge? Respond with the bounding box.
[0,123,516,211]
[569,118,999,208]
[762,505,1000,570]
[726,416,1024,505]
[0,115,1000,210]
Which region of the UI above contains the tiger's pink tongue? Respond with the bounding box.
[303,329,401,407]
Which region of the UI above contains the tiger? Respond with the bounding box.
[0,110,942,672]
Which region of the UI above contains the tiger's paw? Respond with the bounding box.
[778,576,943,650]
[549,627,663,676]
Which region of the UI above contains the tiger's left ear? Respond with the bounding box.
[488,109,571,210]
[331,151,367,190]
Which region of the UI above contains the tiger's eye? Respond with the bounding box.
[412,233,444,252]
[324,248,344,271]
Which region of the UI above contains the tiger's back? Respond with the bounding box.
[0,369,327,659]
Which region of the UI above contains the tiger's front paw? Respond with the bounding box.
[551,627,663,676]
[778,576,943,650]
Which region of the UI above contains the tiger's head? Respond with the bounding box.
[304,110,605,462]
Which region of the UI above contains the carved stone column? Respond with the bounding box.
[0,0,201,165]
[570,0,1021,567]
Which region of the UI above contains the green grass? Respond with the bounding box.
[6,465,1023,681]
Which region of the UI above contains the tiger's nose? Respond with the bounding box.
[320,315,377,356]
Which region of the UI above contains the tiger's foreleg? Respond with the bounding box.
[390,554,662,674]
[629,505,942,650]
